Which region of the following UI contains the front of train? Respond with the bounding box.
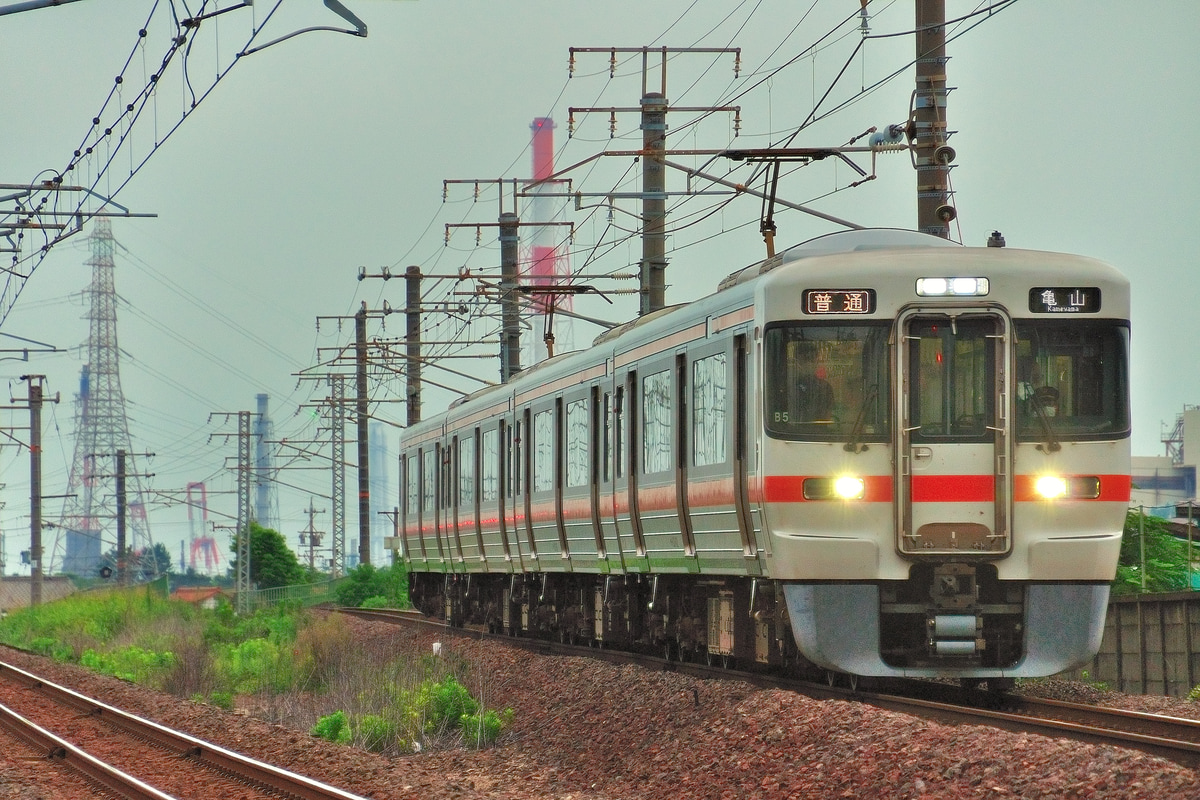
[757,230,1130,680]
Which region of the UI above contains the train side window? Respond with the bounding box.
[533,408,554,492]
[602,392,612,483]
[512,418,522,496]
[642,369,672,475]
[421,449,436,513]
[459,434,475,508]
[565,398,589,488]
[693,352,728,467]
[405,454,418,517]
[481,428,499,502]
[440,443,452,510]
[614,386,625,479]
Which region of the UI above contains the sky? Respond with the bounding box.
[1,0,1197,577]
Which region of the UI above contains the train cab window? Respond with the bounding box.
[565,399,589,487]
[642,369,673,474]
[1014,321,1129,441]
[764,323,889,442]
[908,317,996,441]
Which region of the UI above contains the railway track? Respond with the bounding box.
[0,659,369,800]
[338,606,1200,769]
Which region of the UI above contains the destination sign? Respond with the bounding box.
[803,289,876,315]
[1029,287,1101,314]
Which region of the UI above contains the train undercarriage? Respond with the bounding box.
[407,565,1048,691]
[409,571,800,671]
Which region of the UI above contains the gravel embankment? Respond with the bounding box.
[2,616,1199,799]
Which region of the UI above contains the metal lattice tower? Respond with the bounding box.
[236,410,253,613]
[53,217,156,577]
[329,374,346,577]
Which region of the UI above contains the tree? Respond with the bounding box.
[98,542,173,581]
[1113,510,1190,595]
[229,522,307,590]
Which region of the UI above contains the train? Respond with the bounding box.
[392,228,1131,687]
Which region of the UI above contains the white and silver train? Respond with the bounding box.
[394,229,1130,683]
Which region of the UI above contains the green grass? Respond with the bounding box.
[0,584,511,753]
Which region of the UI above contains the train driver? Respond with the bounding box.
[1017,358,1059,418]
[794,342,835,423]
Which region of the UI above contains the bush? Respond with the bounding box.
[356,713,397,752]
[209,691,234,711]
[312,710,352,744]
[461,707,514,748]
[335,563,409,608]
[79,645,176,684]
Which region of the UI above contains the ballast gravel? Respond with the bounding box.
[2,614,1199,799]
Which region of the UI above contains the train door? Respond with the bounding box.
[597,383,627,568]
[896,309,1012,557]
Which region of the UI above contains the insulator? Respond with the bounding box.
[609,111,617,138]
[567,51,575,77]
[609,48,617,77]
[567,113,575,137]
[732,110,741,137]
[441,181,448,202]
[733,51,741,78]
[475,226,481,246]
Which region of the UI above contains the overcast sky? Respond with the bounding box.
[1,1,1197,575]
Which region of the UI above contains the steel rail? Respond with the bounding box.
[0,701,178,800]
[0,660,370,800]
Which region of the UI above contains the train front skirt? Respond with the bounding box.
[783,583,1110,678]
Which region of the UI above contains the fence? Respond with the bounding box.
[1067,591,1200,697]
[236,579,345,612]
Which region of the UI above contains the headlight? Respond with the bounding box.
[1034,475,1101,500]
[916,277,990,297]
[803,476,866,501]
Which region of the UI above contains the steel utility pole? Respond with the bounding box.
[209,411,256,613]
[104,450,154,585]
[914,0,956,237]
[298,499,326,572]
[499,212,522,382]
[355,304,370,568]
[444,180,571,381]
[406,266,422,424]
[568,46,740,315]
[22,375,53,606]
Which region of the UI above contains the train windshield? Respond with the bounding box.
[763,322,890,442]
[1014,320,1129,441]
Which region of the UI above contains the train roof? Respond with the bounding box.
[717,228,959,291]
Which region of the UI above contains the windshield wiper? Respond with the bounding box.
[1030,397,1061,453]
[843,385,878,453]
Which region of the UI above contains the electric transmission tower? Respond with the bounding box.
[52,217,156,578]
